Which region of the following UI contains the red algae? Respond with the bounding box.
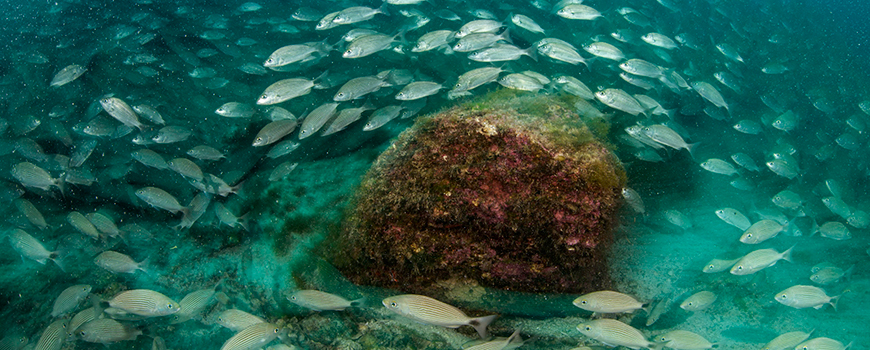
[331,91,626,296]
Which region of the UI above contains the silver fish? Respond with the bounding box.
[412,30,455,52]
[498,73,544,92]
[334,76,389,101]
[641,33,677,50]
[343,33,400,58]
[573,290,646,314]
[538,42,587,66]
[266,140,301,159]
[774,285,839,310]
[217,309,267,331]
[576,319,655,349]
[131,105,165,125]
[75,319,142,344]
[171,284,220,324]
[7,228,61,268]
[263,43,324,68]
[739,220,784,244]
[187,145,225,161]
[108,289,180,317]
[14,198,47,230]
[583,42,624,61]
[364,105,404,131]
[642,124,696,154]
[595,89,646,116]
[299,103,339,139]
[67,211,101,240]
[50,64,87,87]
[396,81,443,100]
[714,208,751,230]
[730,246,793,275]
[100,97,146,130]
[52,284,92,317]
[152,126,192,144]
[511,13,544,34]
[761,331,812,350]
[619,59,664,78]
[332,6,386,25]
[269,162,298,181]
[702,258,739,273]
[556,4,602,20]
[383,294,497,338]
[817,221,850,240]
[700,158,738,175]
[655,330,715,349]
[136,187,187,214]
[691,81,729,111]
[322,105,373,136]
[795,337,849,350]
[94,251,147,274]
[11,162,62,192]
[451,67,503,93]
[87,212,120,238]
[453,32,510,52]
[257,78,317,105]
[220,322,281,350]
[288,290,360,311]
[216,102,255,118]
[622,187,645,214]
[131,149,168,169]
[35,319,68,350]
[456,19,502,38]
[253,119,298,146]
[680,291,717,311]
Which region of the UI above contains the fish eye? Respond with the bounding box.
[260,94,267,100]
[290,296,297,301]
[390,302,398,307]
[745,234,752,238]
[708,265,714,269]
[273,328,279,333]
[584,326,592,331]
[167,303,174,309]
[780,294,787,299]
[736,266,743,270]
[79,331,85,336]
[580,300,588,305]
[687,302,694,306]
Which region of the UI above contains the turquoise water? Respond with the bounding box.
[0,0,867,349]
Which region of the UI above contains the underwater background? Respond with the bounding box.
[0,0,868,349]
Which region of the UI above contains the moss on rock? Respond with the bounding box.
[331,91,626,296]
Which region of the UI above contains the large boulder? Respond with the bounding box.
[331,91,626,298]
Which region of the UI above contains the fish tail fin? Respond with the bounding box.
[49,251,66,272]
[844,341,854,350]
[782,244,795,263]
[469,314,498,339]
[830,295,840,312]
[524,46,538,62]
[664,108,677,121]
[686,142,699,160]
[376,2,390,17]
[238,212,251,231]
[350,297,366,308]
[844,264,856,281]
[641,302,652,315]
[500,27,512,44]
[648,341,666,350]
[138,256,151,275]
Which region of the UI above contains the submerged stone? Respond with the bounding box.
[330,91,626,297]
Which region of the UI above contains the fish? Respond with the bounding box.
[621,187,645,214]
[576,319,657,350]
[11,162,63,192]
[334,76,390,101]
[556,4,602,20]
[690,82,729,111]
[152,126,192,144]
[537,41,587,66]
[700,158,738,176]
[572,290,646,314]
[595,89,646,116]
[715,208,751,230]
[583,42,624,61]
[333,5,387,25]
[322,105,373,136]
[7,228,62,269]
[75,319,142,344]
[87,212,120,238]
[645,297,671,326]
[795,337,851,350]
[14,198,47,230]
[451,67,504,94]
[555,76,594,100]
[396,81,443,100]
[220,322,281,350]
[619,59,665,79]
[775,285,839,310]
[108,289,180,317]
[94,251,147,274]
[52,284,92,318]
[171,283,220,324]
[761,331,813,350]
[343,33,401,58]
[464,330,523,350]
[730,153,759,171]
[730,246,793,275]
[412,30,455,52]
[131,149,169,169]
[253,119,298,146]
[364,105,404,131]
[456,19,502,38]
[641,33,677,50]
[168,158,204,181]
[811,265,853,285]
[822,197,852,219]
[817,221,851,240]
[263,43,323,68]
[136,187,188,214]
[733,120,762,134]
[50,64,87,87]
[453,32,510,52]
[257,78,317,105]
[655,330,715,349]
[498,73,544,92]
[269,162,298,181]
[100,97,146,130]
[772,110,799,132]
[716,43,744,63]
[766,159,800,179]
[299,103,340,139]
[642,125,696,155]
[702,258,739,273]
[34,319,68,350]
[739,219,785,244]
[772,190,802,211]
[511,13,544,34]
[216,102,255,118]
[288,290,361,311]
[663,209,692,230]
[383,294,497,338]
[217,309,267,331]
[468,44,535,62]
[266,140,301,159]
[187,145,226,161]
[680,291,717,311]
[131,105,165,125]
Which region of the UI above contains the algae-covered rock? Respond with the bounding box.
[332,91,626,296]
